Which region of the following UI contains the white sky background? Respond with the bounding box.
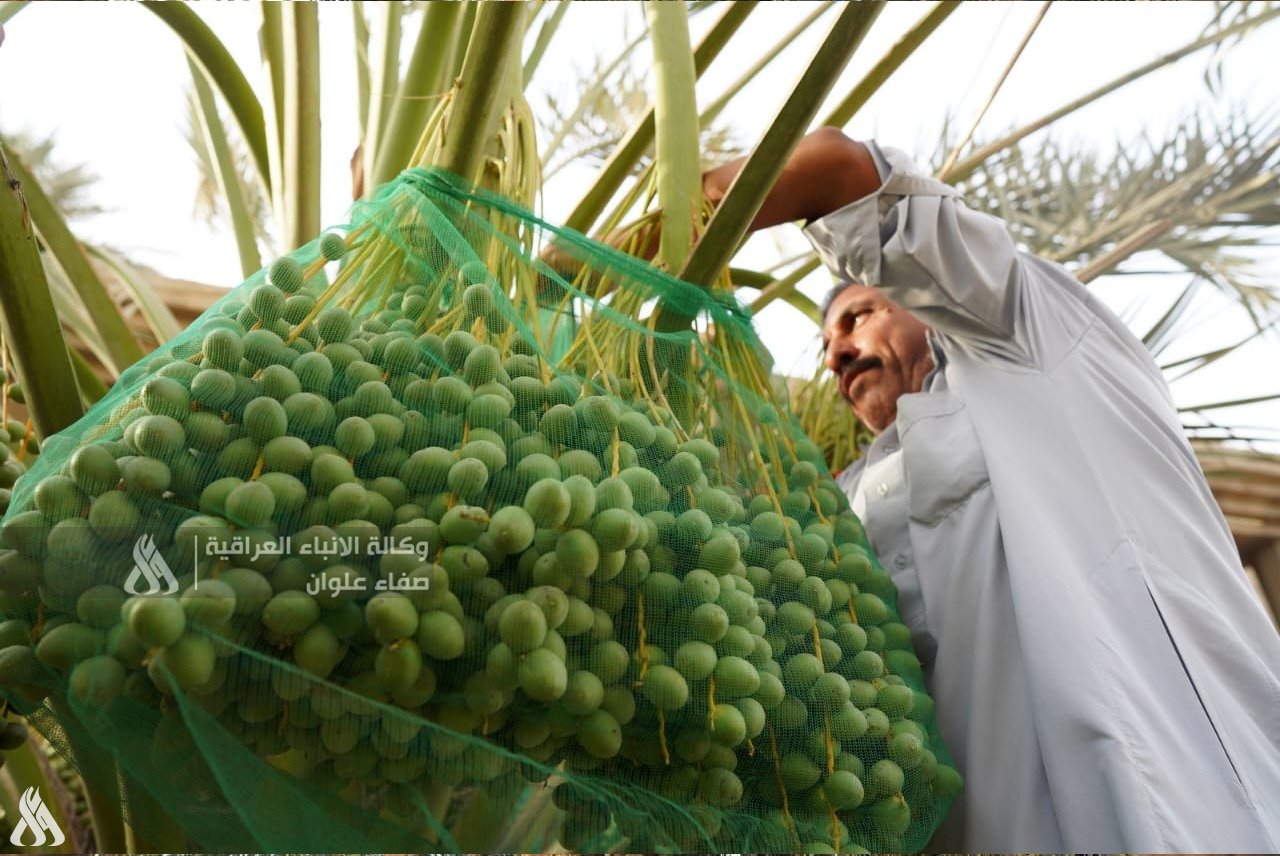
[1,1,1278,444]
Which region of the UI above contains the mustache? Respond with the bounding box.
[837,356,881,384]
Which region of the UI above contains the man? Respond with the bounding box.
[703,128,1280,852]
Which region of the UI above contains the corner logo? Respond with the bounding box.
[125,534,179,596]
[10,786,65,848]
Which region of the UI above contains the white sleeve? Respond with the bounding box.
[804,142,1034,362]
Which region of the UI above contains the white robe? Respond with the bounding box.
[803,143,1280,852]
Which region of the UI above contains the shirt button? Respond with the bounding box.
[894,554,909,569]
[876,483,889,497]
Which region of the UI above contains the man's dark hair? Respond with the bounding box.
[819,281,856,323]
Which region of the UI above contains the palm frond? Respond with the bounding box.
[1179,392,1280,413]
[38,252,119,378]
[1161,313,1280,382]
[0,130,105,221]
[182,86,274,246]
[1141,278,1201,355]
[539,52,743,182]
[948,103,1280,320]
[1200,1,1278,95]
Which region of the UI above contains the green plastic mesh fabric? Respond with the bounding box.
[0,168,960,854]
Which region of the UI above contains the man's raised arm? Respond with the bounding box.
[714,128,1035,355]
[701,126,881,230]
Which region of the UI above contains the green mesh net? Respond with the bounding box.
[0,169,960,854]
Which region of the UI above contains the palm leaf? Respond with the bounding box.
[1161,314,1280,382]
[523,0,573,83]
[1,142,144,374]
[141,1,272,190]
[1179,392,1280,413]
[188,53,264,278]
[563,1,756,234]
[281,2,321,249]
[86,245,183,345]
[0,1,30,24]
[1141,278,1201,355]
[950,107,1280,320]
[943,5,1280,183]
[369,1,466,190]
[0,147,83,436]
[0,130,104,221]
[181,86,273,247]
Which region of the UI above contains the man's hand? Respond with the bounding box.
[541,127,880,271]
[539,216,662,279]
[703,126,881,231]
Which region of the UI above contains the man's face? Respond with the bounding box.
[821,284,934,434]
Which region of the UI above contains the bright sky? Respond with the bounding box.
[1,1,1278,444]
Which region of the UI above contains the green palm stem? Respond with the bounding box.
[448,2,480,83]
[821,1,961,128]
[80,778,126,854]
[701,2,835,127]
[188,54,263,279]
[674,2,884,294]
[652,1,883,424]
[258,2,285,155]
[0,1,31,24]
[938,0,1052,178]
[120,773,188,854]
[562,1,755,235]
[86,245,182,343]
[435,2,529,184]
[282,2,321,250]
[141,2,272,192]
[646,0,701,273]
[539,29,649,174]
[361,2,403,196]
[449,787,525,853]
[67,347,108,406]
[370,0,466,191]
[42,699,128,855]
[494,777,559,852]
[0,735,77,853]
[353,2,371,134]
[941,6,1280,182]
[258,2,286,230]
[2,144,144,374]
[762,246,822,275]
[523,0,573,83]
[0,158,96,436]
[729,267,773,289]
[1178,391,1280,414]
[749,256,823,315]
[34,258,119,379]
[778,289,823,326]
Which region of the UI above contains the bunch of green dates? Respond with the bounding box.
[0,250,959,854]
[0,419,39,517]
